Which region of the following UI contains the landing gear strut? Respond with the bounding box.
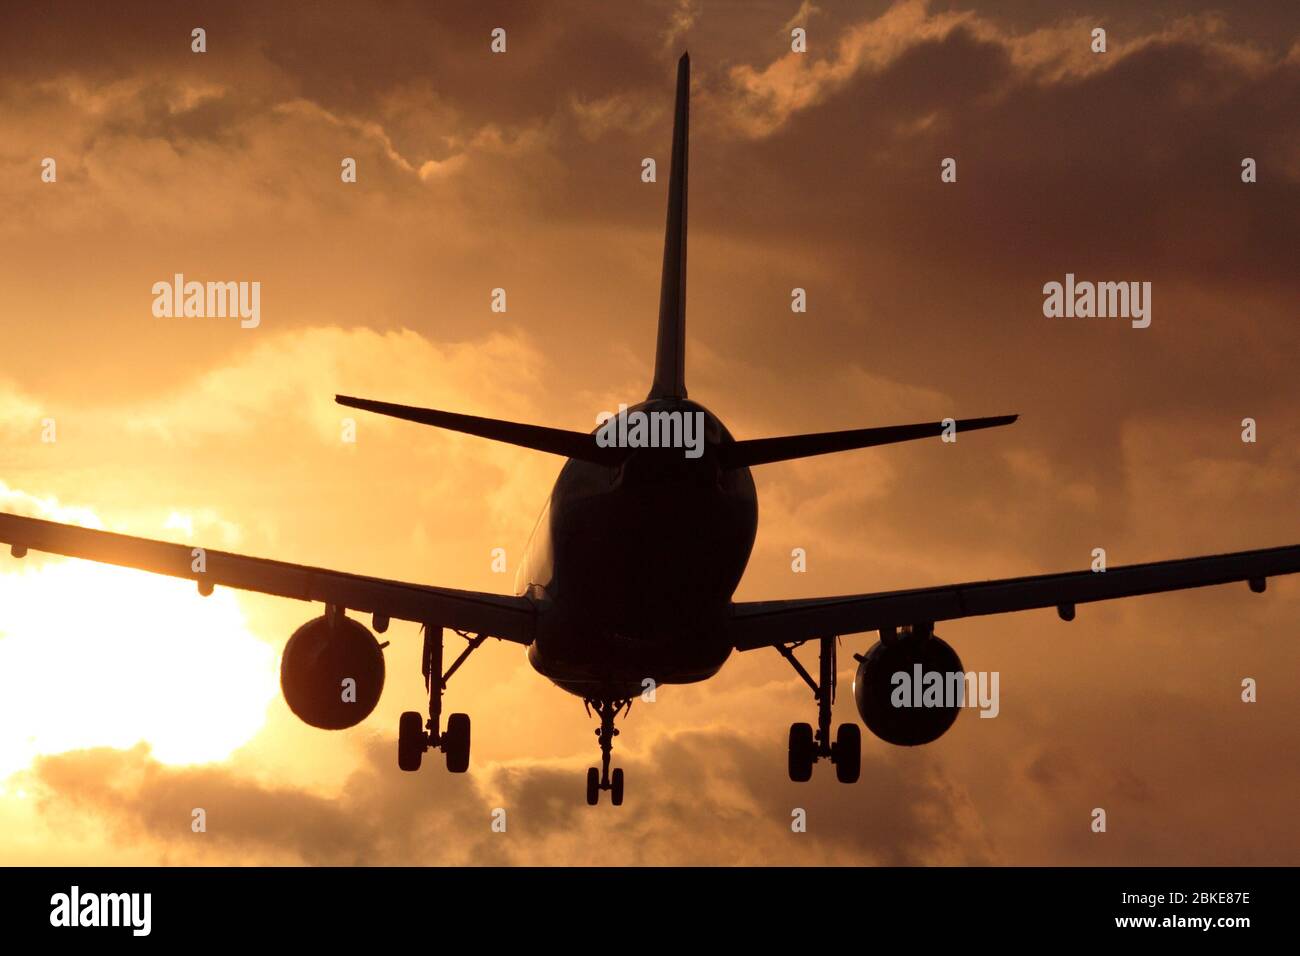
[584,698,631,806]
[777,635,860,784]
[398,625,485,774]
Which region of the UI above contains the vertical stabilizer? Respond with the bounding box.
[648,52,690,400]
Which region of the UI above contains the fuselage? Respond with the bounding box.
[516,399,757,699]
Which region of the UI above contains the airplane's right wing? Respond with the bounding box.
[728,543,1300,650]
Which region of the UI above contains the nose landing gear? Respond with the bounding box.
[584,698,631,805]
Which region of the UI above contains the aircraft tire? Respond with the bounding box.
[398,711,424,772]
[788,722,815,782]
[444,712,471,773]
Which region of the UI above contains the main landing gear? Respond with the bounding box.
[777,636,860,784]
[584,698,631,806]
[398,625,485,774]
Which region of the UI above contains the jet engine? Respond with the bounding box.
[280,613,386,729]
[853,630,963,746]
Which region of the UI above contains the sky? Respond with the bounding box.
[0,0,1298,865]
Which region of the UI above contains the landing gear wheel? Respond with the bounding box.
[586,767,600,806]
[398,711,424,772]
[443,712,471,773]
[833,722,861,784]
[610,767,625,806]
[788,722,815,782]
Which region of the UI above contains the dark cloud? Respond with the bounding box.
[3,0,1299,866]
[30,729,988,865]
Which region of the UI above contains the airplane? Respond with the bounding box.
[2,53,1298,807]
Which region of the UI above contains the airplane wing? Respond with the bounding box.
[728,543,1300,650]
[0,512,535,644]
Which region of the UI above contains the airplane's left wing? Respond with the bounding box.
[0,512,535,643]
[728,543,1300,650]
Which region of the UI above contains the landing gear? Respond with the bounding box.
[777,635,860,783]
[397,625,484,774]
[584,698,631,805]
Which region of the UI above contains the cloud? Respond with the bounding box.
[663,0,699,53]
[726,0,975,137]
[116,325,546,444]
[1,0,1297,865]
[0,381,43,436]
[0,480,104,529]
[27,727,989,865]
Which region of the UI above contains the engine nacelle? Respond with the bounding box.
[280,613,385,730]
[853,633,963,746]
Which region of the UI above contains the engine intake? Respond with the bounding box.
[853,632,963,746]
[280,613,385,729]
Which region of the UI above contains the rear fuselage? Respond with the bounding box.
[517,399,757,699]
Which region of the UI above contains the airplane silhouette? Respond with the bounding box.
[3,54,1298,806]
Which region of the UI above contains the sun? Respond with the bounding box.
[0,557,278,776]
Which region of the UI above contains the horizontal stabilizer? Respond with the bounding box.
[721,414,1018,468]
[336,395,624,466]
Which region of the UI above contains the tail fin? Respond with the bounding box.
[648,52,690,401]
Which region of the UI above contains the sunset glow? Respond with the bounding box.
[0,0,1297,866]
